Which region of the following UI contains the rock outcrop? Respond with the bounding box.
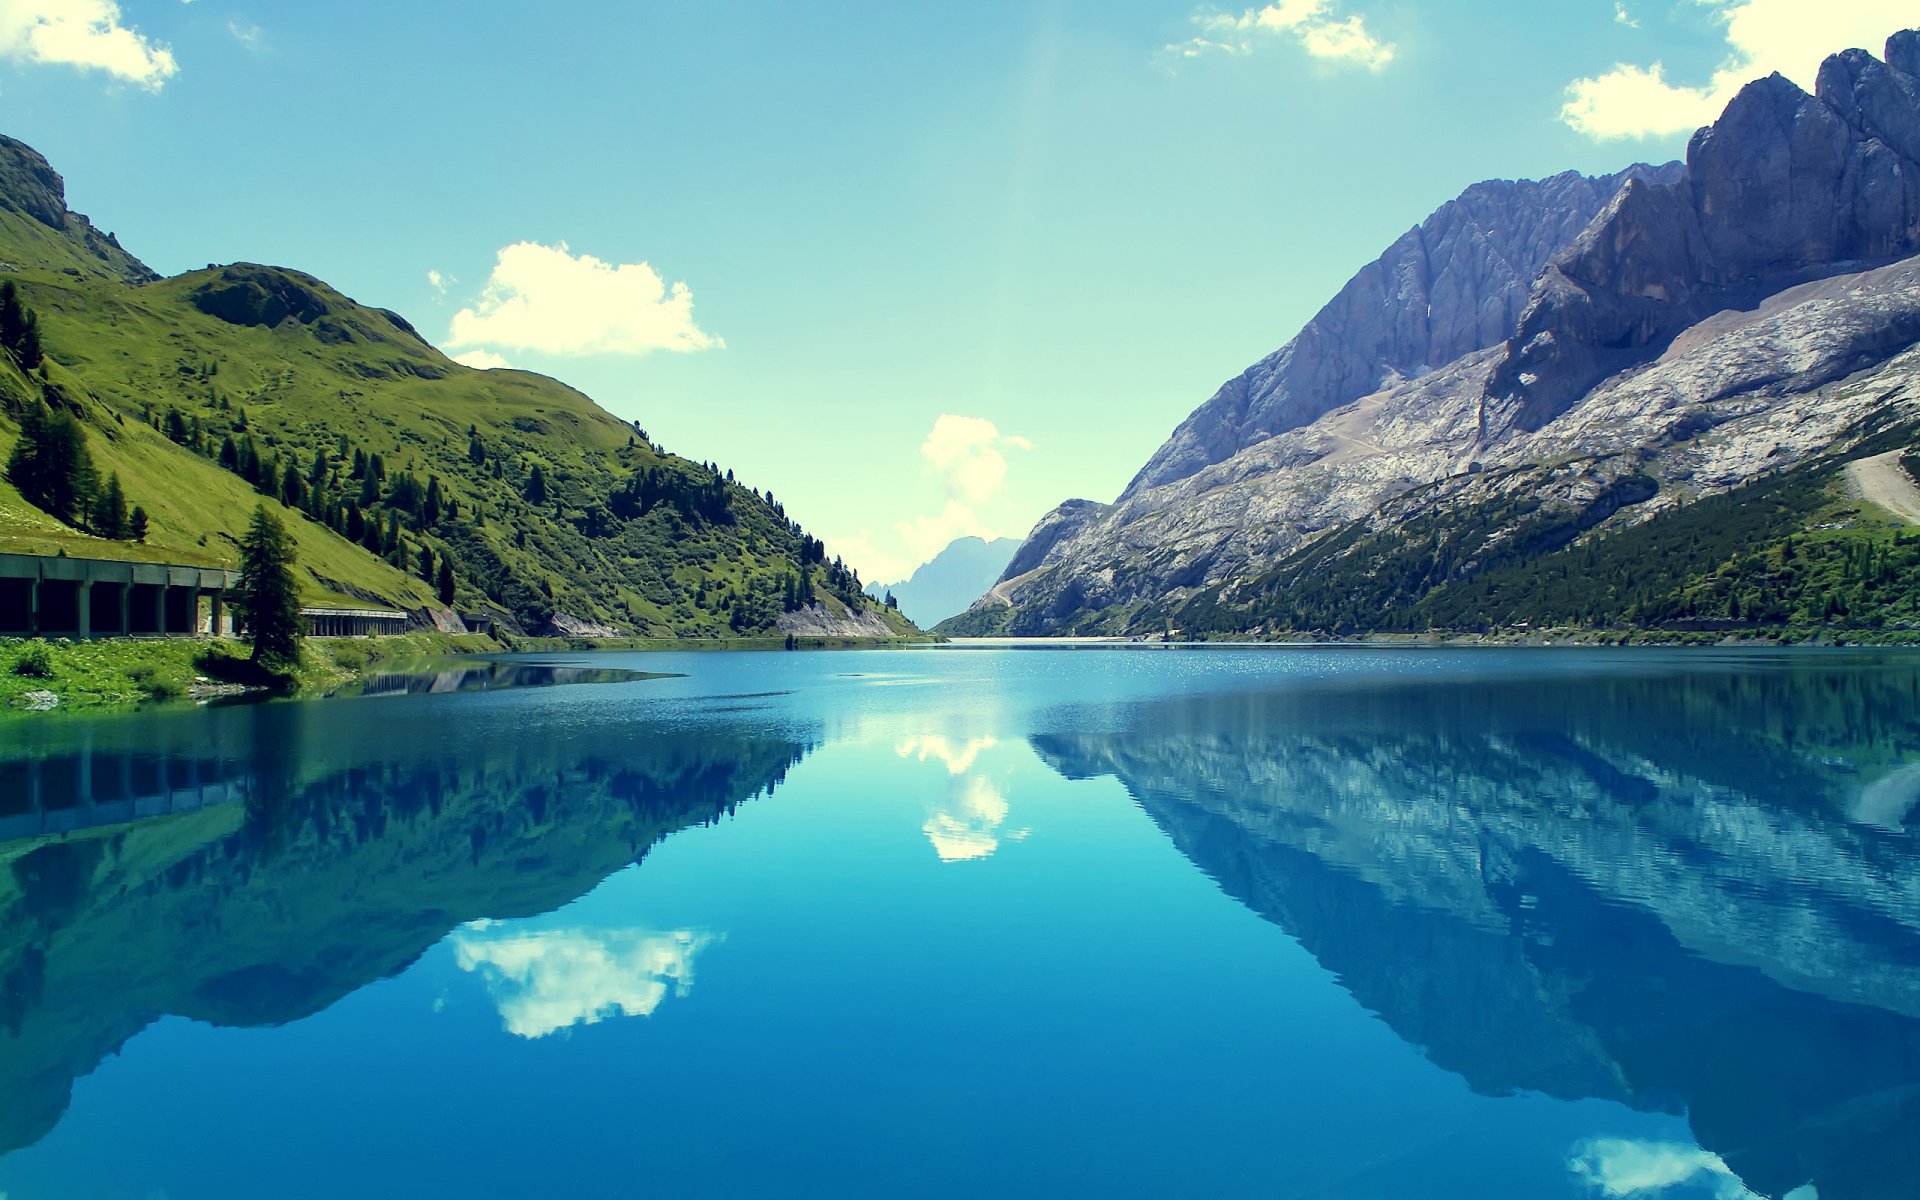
[974,32,1920,636]
[0,135,156,284]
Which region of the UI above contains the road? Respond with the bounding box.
[1846,450,1920,524]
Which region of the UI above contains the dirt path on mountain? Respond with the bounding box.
[1846,450,1920,524]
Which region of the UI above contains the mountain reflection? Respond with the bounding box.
[1030,657,1920,1200]
[0,696,811,1157]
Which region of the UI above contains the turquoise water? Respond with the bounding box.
[0,646,1915,1199]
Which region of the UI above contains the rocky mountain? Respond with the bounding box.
[951,31,1920,639]
[865,535,1021,627]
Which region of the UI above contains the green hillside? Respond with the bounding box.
[0,134,913,638]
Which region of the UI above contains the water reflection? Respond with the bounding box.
[896,735,1029,862]
[451,923,718,1039]
[1030,659,1920,1200]
[329,659,672,698]
[0,697,810,1156]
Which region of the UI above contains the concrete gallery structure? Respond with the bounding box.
[0,552,239,638]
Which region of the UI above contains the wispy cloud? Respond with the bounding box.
[447,241,722,358]
[226,17,262,50]
[0,0,177,90]
[1563,0,1914,139]
[1167,1,1395,70]
[1615,3,1640,28]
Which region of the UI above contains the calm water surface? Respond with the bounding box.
[0,646,1916,1199]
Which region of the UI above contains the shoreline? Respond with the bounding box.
[0,631,939,717]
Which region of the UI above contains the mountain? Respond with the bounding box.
[947,31,1920,640]
[0,135,914,640]
[864,535,1020,628]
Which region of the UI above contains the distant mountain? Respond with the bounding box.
[949,29,1920,640]
[866,536,1020,628]
[0,134,913,640]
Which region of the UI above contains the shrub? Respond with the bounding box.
[13,643,54,678]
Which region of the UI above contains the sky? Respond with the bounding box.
[0,0,1913,583]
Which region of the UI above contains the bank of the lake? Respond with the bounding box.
[0,630,944,714]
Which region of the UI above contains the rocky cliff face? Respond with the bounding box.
[973,32,1920,636]
[1125,165,1681,497]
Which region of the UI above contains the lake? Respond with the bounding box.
[1,646,1916,1199]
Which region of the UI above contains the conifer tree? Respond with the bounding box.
[92,472,129,540]
[5,401,96,525]
[233,505,303,670]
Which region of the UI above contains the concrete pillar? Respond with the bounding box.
[154,586,168,636]
[117,583,131,637]
[27,577,39,637]
[211,591,225,638]
[77,581,91,640]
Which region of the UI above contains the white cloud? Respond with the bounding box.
[453,348,512,371]
[1562,0,1914,139]
[452,925,717,1039]
[447,240,722,358]
[226,17,261,50]
[0,0,177,89]
[427,268,447,295]
[1615,3,1640,28]
[922,414,1024,505]
[1567,1138,1767,1199]
[833,415,1033,582]
[1169,1,1395,70]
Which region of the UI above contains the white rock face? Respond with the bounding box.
[991,35,1920,633]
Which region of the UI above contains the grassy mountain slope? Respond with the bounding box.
[0,135,913,638]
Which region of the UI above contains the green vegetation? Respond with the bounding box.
[1165,421,1920,642]
[0,138,912,639]
[233,505,304,670]
[0,630,501,714]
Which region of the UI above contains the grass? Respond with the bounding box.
[0,630,505,715]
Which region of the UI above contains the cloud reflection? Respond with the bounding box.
[1568,1137,1797,1199]
[897,736,1029,863]
[452,923,717,1039]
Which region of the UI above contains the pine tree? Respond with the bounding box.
[524,463,549,505]
[5,401,96,525]
[436,555,456,605]
[16,311,41,370]
[418,542,436,584]
[129,506,149,543]
[0,281,23,349]
[92,472,129,540]
[233,505,303,670]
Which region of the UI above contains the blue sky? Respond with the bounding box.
[0,0,1911,581]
